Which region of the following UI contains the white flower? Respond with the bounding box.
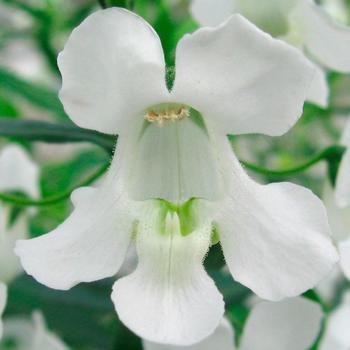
[319,292,350,350]
[0,145,39,284]
[1,311,69,350]
[15,8,338,345]
[144,297,323,350]
[0,283,7,340]
[190,0,350,107]
[322,118,350,279]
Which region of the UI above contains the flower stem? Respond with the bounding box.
[0,162,109,207]
[240,145,345,177]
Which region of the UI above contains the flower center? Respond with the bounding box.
[145,104,190,125]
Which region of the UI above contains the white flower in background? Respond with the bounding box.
[144,297,323,350]
[15,8,337,345]
[319,292,350,350]
[322,118,350,280]
[190,0,350,107]
[0,145,39,284]
[0,283,7,339]
[0,311,69,350]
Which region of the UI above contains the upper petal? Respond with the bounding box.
[216,140,338,300]
[294,0,350,72]
[143,318,236,350]
[58,8,168,134]
[0,144,39,198]
[240,297,323,350]
[15,140,137,290]
[112,202,224,346]
[171,14,314,136]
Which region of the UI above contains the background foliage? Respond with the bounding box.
[0,0,350,349]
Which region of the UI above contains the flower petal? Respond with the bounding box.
[0,144,39,198]
[112,203,224,345]
[294,0,350,72]
[190,0,234,27]
[240,298,323,350]
[320,302,350,350]
[143,318,235,350]
[15,147,136,290]
[307,63,329,107]
[335,148,350,208]
[216,141,338,300]
[58,8,168,134]
[171,14,314,136]
[127,115,221,203]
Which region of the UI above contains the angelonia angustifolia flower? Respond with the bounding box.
[191,0,350,107]
[15,8,338,346]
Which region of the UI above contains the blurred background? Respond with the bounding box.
[0,0,350,349]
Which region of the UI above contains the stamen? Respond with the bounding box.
[145,106,190,125]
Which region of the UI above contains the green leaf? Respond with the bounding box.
[0,67,67,120]
[0,93,19,118]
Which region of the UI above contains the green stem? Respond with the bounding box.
[240,145,345,177]
[0,118,116,153]
[0,162,109,207]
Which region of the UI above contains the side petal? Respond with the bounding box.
[307,63,329,108]
[0,144,39,198]
[240,297,323,350]
[216,141,338,300]
[320,302,350,350]
[15,143,136,290]
[294,0,350,72]
[143,318,235,350]
[335,148,350,208]
[112,204,224,346]
[171,14,314,136]
[58,8,168,134]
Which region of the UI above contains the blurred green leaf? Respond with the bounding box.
[0,94,19,118]
[0,67,66,119]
